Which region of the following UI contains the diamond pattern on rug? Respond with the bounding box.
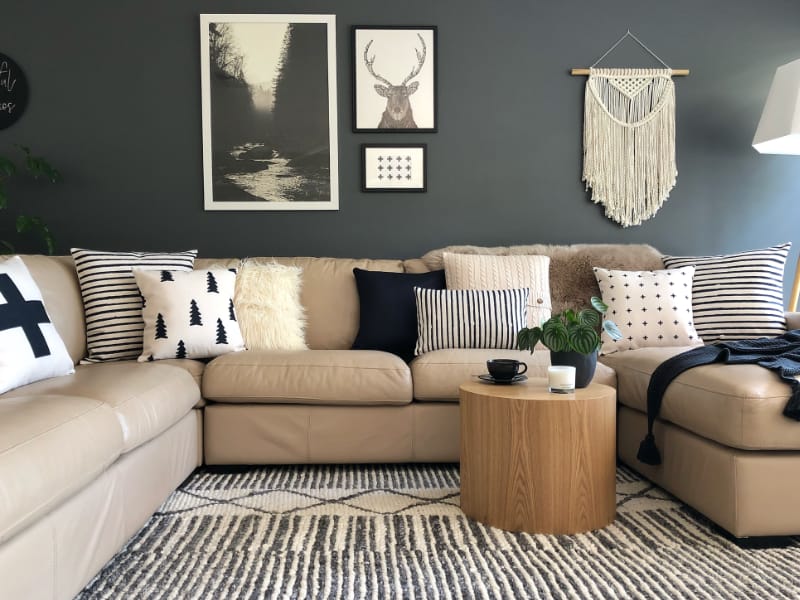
[76,464,800,600]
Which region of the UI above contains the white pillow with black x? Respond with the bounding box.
[0,256,74,394]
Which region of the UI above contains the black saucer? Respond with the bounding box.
[477,374,528,385]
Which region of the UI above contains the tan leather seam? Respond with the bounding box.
[107,371,194,410]
[207,364,409,373]
[306,407,312,462]
[410,405,416,461]
[1,458,111,544]
[0,402,113,456]
[202,396,410,404]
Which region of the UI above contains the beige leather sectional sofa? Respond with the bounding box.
[3,244,800,598]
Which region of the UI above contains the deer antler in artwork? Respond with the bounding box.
[363,40,392,87]
[401,34,427,86]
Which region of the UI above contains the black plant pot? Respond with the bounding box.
[549,350,598,388]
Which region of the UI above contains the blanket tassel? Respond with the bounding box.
[637,433,662,466]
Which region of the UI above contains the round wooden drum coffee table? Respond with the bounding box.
[459,378,616,535]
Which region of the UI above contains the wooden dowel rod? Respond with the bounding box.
[788,254,800,312]
[570,68,690,76]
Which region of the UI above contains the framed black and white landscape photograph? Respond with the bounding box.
[200,14,339,211]
[362,144,427,192]
[352,26,437,133]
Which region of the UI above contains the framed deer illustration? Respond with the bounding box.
[352,26,437,133]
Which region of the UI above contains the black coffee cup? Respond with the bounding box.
[486,359,528,381]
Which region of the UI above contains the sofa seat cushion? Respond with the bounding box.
[156,358,205,387]
[411,348,615,401]
[203,350,412,406]
[601,346,800,450]
[0,394,123,543]
[3,362,200,453]
[203,350,412,405]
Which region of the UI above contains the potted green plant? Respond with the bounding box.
[516,296,622,388]
[0,145,61,254]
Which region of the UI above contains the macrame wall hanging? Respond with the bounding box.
[572,31,689,227]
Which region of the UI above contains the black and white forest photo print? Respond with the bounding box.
[200,14,339,211]
[353,26,437,132]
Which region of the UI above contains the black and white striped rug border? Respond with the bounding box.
[76,464,800,600]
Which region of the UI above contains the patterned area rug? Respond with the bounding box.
[76,464,800,599]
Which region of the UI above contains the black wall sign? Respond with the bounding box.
[0,53,28,130]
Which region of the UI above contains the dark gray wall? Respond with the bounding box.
[2,1,799,272]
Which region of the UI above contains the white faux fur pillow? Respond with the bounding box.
[235,262,307,350]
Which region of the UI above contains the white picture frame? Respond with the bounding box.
[200,14,339,211]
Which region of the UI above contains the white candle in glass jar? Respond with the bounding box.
[548,365,576,393]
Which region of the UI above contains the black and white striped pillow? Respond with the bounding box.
[414,287,529,355]
[71,248,197,362]
[662,243,790,342]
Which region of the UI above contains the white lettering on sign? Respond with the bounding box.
[0,102,15,114]
[0,61,16,92]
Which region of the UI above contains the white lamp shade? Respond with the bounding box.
[753,58,800,155]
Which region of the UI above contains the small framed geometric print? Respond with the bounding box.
[361,144,427,192]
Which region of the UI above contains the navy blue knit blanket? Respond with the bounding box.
[638,330,800,466]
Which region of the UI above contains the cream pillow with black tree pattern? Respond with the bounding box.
[133,268,244,361]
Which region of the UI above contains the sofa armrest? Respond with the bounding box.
[786,312,800,330]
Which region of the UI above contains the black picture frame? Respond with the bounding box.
[352,26,437,133]
[361,144,427,192]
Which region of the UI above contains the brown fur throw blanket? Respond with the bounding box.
[421,243,664,314]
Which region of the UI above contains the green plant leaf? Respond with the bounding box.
[577,308,600,328]
[541,320,570,352]
[603,319,623,341]
[0,156,16,178]
[516,327,542,354]
[562,308,577,324]
[16,215,55,255]
[0,239,14,254]
[591,296,609,313]
[17,145,61,183]
[567,323,600,354]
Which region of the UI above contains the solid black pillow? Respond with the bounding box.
[352,268,446,362]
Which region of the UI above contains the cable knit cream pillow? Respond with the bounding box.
[234,262,307,351]
[443,252,551,327]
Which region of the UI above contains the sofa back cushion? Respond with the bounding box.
[419,244,664,314]
[224,257,404,350]
[21,255,87,364]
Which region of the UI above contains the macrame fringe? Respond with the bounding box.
[582,68,677,227]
